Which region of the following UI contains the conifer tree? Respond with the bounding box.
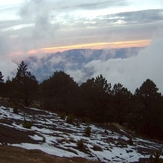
[80,74,111,122]
[0,71,4,83]
[0,71,4,96]
[111,83,132,124]
[40,71,78,112]
[133,79,163,138]
[13,61,38,106]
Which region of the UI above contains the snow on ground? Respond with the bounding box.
[13,143,78,157]
[0,105,163,162]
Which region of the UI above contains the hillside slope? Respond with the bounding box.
[0,146,99,163]
[0,102,163,162]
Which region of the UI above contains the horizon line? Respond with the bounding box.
[9,39,151,57]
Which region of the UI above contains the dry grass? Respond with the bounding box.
[0,145,100,163]
[111,123,135,134]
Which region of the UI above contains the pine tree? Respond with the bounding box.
[80,74,111,122]
[135,79,161,99]
[13,61,38,106]
[0,71,4,83]
[111,83,132,124]
[134,79,163,138]
[40,71,79,112]
[0,71,4,96]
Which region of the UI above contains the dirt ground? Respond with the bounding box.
[0,124,37,144]
[0,124,101,163]
[0,146,100,163]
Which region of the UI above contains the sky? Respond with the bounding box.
[0,0,163,92]
[0,0,163,56]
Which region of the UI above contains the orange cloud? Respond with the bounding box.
[40,39,151,53]
[10,39,151,56]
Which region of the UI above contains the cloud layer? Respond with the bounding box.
[69,38,163,93]
[17,37,163,93]
[0,0,163,57]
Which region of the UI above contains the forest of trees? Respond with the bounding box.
[0,61,163,140]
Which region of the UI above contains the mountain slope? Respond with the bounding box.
[0,101,163,162]
[0,146,99,163]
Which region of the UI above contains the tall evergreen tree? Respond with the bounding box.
[13,61,38,106]
[4,76,12,98]
[80,74,111,122]
[40,71,79,113]
[0,71,4,96]
[133,79,163,139]
[0,71,4,83]
[111,83,132,124]
[135,79,161,100]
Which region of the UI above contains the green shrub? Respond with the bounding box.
[127,137,133,145]
[13,107,18,114]
[22,120,33,129]
[42,137,46,143]
[77,139,84,149]
[92,144,103,151]
[58,112,66,120]
[76,120,80,127]
[66,114,74,124]
[82,117,91,124]
[149,150,163,163]
[84,126,91,137]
